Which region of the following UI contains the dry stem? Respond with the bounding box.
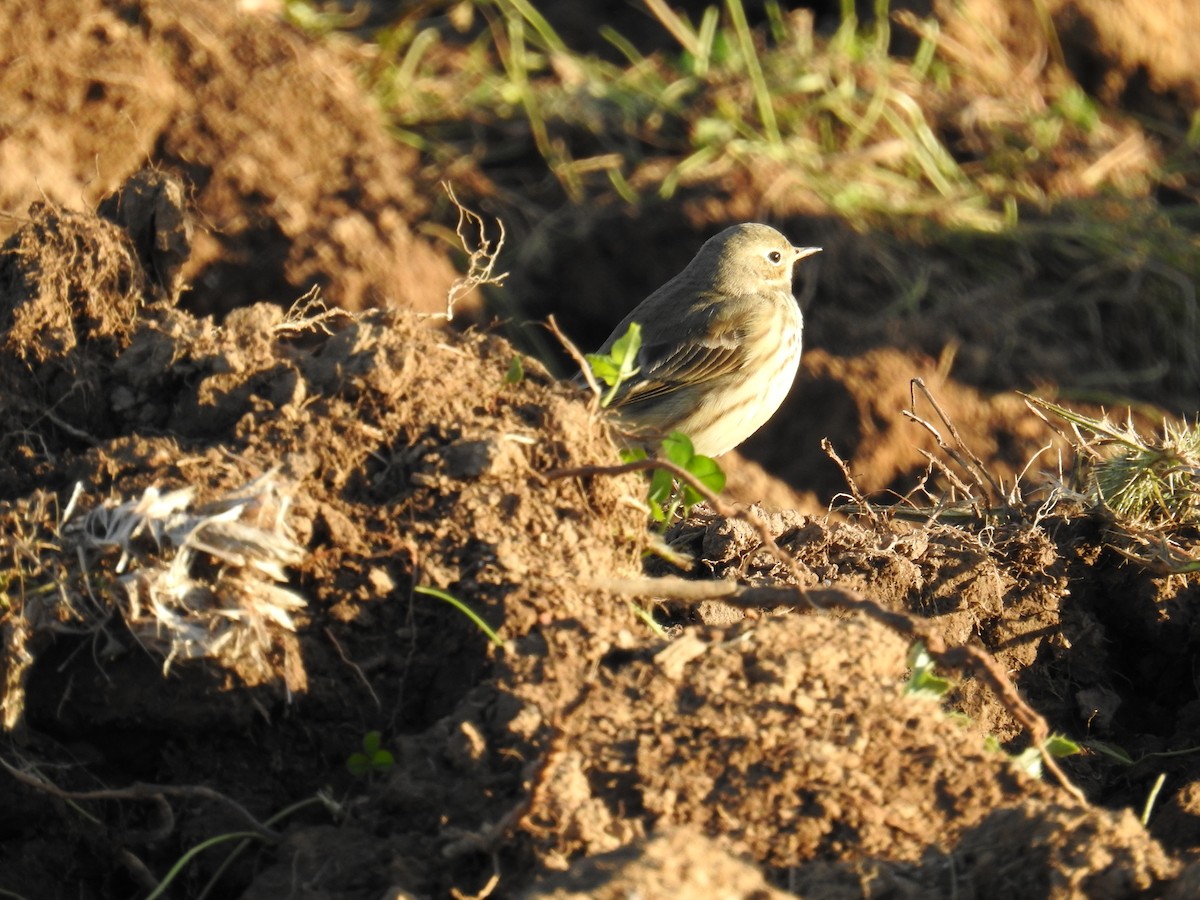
[545,313,601,400]
[440,183,508,321]
[905,377,1017,518]
[0,756,280,839]
[276,286,351,337]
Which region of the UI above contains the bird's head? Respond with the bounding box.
[696,223,821,295]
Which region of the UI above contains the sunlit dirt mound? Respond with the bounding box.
[927,0,1200,122]
[0,0,465,317]
[0,186,645,894]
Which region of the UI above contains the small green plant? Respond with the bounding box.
[905,642,954,697]
[414,585,505,648]
[906,642,1082,777]
[346,731,395,778]
[586,321,642,408]
[1052,84,1100,132]
[620,432,726,524]
[627,600,669,638]
[587,324,725,522]
[651,432,725,522]
[1032,398,1200,529]
[504,354,525,385]
[1042,733,1084,758]
[984,733,1082,780]
[184,795,332,900]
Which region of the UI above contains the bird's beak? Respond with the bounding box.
[793,246,822,262]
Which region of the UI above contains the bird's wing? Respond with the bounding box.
[612,301,748,408]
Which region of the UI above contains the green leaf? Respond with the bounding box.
[684,453,725,500]
[642,432,727,521]
[585,353,621,386]
[1010,747,1044,779]
[662,431,696,468]
[586,322,643,407]
[347,753,370,777]
[1085,739,1135,765]
[414,585,505,648]
[620,447,648,464]
[362,730,382,755]
[648,468,675,508]
[372,749,395,769]
[504,354,525,384]
[907,668,954,698]
[1044,733,1083,758]
[611,320,642,365]
[904,642,954,697]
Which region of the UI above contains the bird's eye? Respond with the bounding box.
[767,250,783,264]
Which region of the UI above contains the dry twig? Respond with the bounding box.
[545,313,601,400]
[0,756,280,840]
[822,437,881,527]
[275,286,351,337]
[439,183,508,321]
[904,378,1019,519]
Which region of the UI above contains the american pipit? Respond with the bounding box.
[593,222,820,457]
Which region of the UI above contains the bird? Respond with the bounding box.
[589,222,820,457]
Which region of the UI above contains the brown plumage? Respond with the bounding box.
[595,223,820,456]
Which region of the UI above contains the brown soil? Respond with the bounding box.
[3,2,1200,900]
[0,0,469,319]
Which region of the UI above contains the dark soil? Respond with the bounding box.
[3,2,1200,899]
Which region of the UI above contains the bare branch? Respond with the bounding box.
[908,378,1015,517]
[275,287,351,337]
[545,314,601,401]
[0,756,280,840]
[822,437,881,527]
[439,183,508,322]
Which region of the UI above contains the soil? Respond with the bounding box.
[3,2,1200,899]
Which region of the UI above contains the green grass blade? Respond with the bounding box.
[415,585,505,648]
[147,832,266,900]
[726,0,781,145]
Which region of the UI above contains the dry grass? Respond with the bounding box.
[1,470,308,729]
[1027,396,1200,573]
[318,0,1175,227]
